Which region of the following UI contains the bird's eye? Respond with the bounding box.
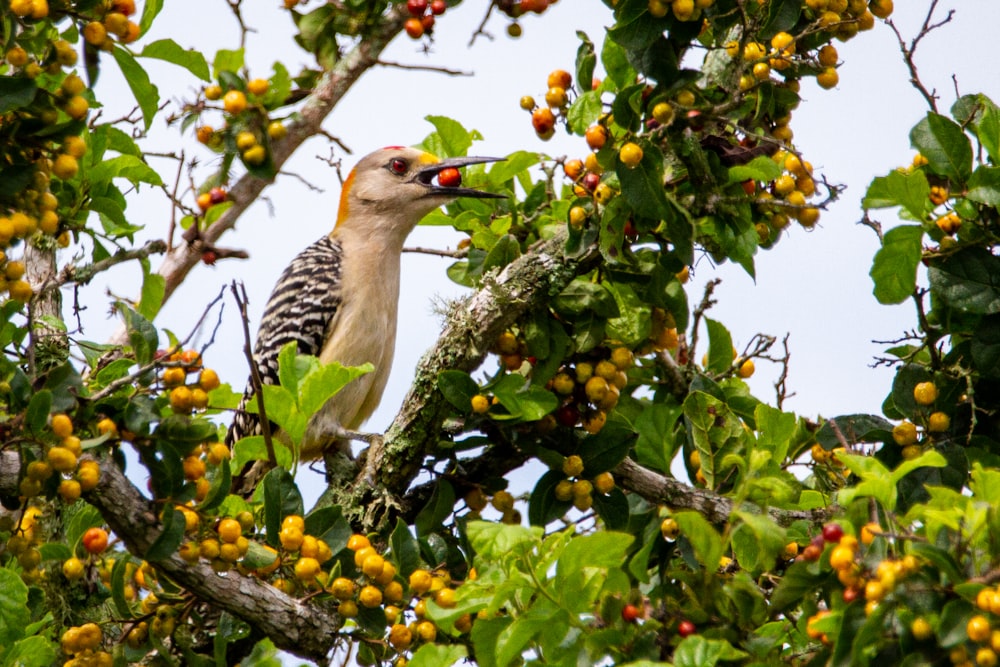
[388,158,408,175]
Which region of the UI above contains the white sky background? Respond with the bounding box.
[77,0,1000,508]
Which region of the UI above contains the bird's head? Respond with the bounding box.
[335,146,503,242]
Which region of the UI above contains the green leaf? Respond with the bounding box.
[140,39,210,80]
[24,389,52,433]
[213,612,252,667]
[482,234,520,274]
[492,374,558,421]
[0,77,37,114]
[408,644,468,667]
[592,488,630,531]
[929,247,1000,314]
[967,166,1000,206]
[110,555,134,618]
[262,467,303,547]
[2,636,57,667]
[298,361,371,418]
[304,505,352,553]
[754,404,796,463]
[975,102,1000,164]
[213,48,245,78]
[869,225,923,305]
[770,560,827,612]
[528,470,572,527]
[138,0,164,33]
[415,479,456,536]
[553,278,620,318]
[601,37,636,91]
[635,402,682,472]
[704,318,733,374]
[496,600,563,667]
[0,568,29,646]
[617,142,675,222]
[605,282,649,346]
[575,32,596,97]
[466,521,538,559]
[566,91,603,135]
[885,168,931,220]
[674,635,749,667]
[673,511,723,573]
[146,508,185,562]
[731,511,785,575]
[231,435,292,474]
[727,156,782,184]
[422,115,476,158]
[112,46,160,132]
[138,269,165,321]
[390,518,423,576]
[437,370,481,412]
[910,112,972,184]
[555,531,632,586]
[90,155,163,187]
[487,151,540,187]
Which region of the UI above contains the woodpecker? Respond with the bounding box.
[225,146,503,467]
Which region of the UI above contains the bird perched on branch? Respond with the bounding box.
[225,146,503,485]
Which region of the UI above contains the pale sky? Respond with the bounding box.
[75,1,1000,505]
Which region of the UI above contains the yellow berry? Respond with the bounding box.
[913,381,938,406]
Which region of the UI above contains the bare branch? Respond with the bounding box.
[375,59,472,76]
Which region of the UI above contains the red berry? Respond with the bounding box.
[842,587,860,603]
[678,620,696,637]
[822,523,844,543]
[555,404,579,427]
[430,0,446,14]
[407,0,428,15]
[622,604,640,623]
[437,167,461,188]
[581,172,600,192]
[202,250,218,266]
[624,220,638,240]
[421,14,435,31]
[741,180,756,195]
[209,187,227,204]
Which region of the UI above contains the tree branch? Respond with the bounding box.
[613,457,833,528]
[319,228,599,528]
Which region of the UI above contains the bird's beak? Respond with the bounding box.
[415,156,506,199]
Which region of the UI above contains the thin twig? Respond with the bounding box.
[86,287,226,402]
[886,0,954,113]
[38,240,168,296]
[375,59,472,76]
[687,278,721,370]
[231,281,277,468]
[402,245,468,258]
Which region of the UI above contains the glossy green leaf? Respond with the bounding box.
[566,90,602,135]
[408,644,468,667]
[966,166,1000,206]
[705,318,734,374]
[673,511,723,574]
[389,517,423,576]
[635,402,683,472]
[112,46,159,132]
[140,39,210,80]
[727,156,782,184]
[422,115,478,158]
[415,479,456,536]
[437,370,480,412]
[2,636,57,667]
[466,521,538,559]
[146,507,185,562]
[492,374,558,421]
[869,225,922,305]
[674,635,749,667]
[90,155,164,187]
[262,467,303,547]
[24,389,52,433]
[929,247,1000,314]
[910,112,972,184]
[0,77,37,114]
[0,568,29,646]
[575,32,597,96]
[212,48,245,78]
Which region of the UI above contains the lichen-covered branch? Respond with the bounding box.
[84,456,342,664]
[613,457,833,528]
[321,229,599,528]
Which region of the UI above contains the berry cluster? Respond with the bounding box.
[403,0,448,40]
[197,75,281,170]
[890,381,951,461]
[158,349,220,415]
[553,455,615,512]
